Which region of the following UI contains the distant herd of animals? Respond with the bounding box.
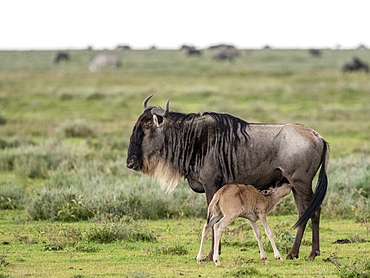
[53,45,369,73]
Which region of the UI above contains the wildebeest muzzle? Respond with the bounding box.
[126,155,141,171]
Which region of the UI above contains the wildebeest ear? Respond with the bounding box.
[153,114,164,127]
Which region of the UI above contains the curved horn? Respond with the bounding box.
[151,99,170,117]
[142,95,153,109]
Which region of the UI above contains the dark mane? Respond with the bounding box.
[203,112,249,144]
[161,111,249,181]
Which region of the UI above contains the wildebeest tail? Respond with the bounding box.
[207,195,221,224]
[293,141,329,228]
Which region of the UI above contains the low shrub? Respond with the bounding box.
[154,244,188,256]
[0,139,91,178]
[44,224,83,249]
[86,220,156,243]
[323,154,370,220]
[0,113,6,125]
[326,252,370,278]
[56,119,96,138]
[230,265,261,277]
[25,173,207,221]
[0,182,24,210]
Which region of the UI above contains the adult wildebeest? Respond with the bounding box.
[180,45,196,51]
[208,44,235,50]
[308,49,322,57]
[89,53,121,72]
[117,44,131,50]
[187,49,202,56]
[54,51,70,64]
[126,96,329,261]
[342,57,369,73]
[213,47,239,61]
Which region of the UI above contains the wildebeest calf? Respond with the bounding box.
[197,181,292,266]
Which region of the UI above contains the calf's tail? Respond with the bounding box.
[293,141,329,228]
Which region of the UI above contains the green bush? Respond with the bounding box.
[0,182,24,210]
[0,110,6,125]
[86,220,156,243]
[154,244,188,256]
[43,224,83,249]
[323,155,370,220]
[25,168,207,221]
[0,139,91,178]
[56,119,96,138]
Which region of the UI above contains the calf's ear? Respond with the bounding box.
[153,114,165,128]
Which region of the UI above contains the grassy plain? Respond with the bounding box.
[1,210,369,278]
[0,48,369,277]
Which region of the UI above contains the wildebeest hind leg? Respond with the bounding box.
[286,223,306,259]
[286,180,313,260]
[309,207,321,260]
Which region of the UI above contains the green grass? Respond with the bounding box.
[1,49,369,157]
[0,210,369,277]
[0,49,369,277]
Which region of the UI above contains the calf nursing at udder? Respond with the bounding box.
[197,180,292,266]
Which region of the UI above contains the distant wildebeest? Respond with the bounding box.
[89,53,121,72]
[197,180,292,266]
[213,47,239,61]
[54,51,70,64]
[342,57,369,73]
[126,96,329,261]
[187,48,202,56]
[180,45,202,56]
[357,44,367,50]
[308,49,322,57]
[208,44,235,50]
[180,45,196,51]
[117,45,131,50]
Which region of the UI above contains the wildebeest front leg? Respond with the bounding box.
[204,182,222,261]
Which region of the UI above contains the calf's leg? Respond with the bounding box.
[197,217,219,264]
[258,213,282,260]
[248,220,267,260]
[213,216,235,266]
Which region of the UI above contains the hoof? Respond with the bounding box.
[276,257,283,261]
[214,260,221,266]
[286,253,298,260]
[308,250,320,261]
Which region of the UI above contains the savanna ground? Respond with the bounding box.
[0,48,369,277]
